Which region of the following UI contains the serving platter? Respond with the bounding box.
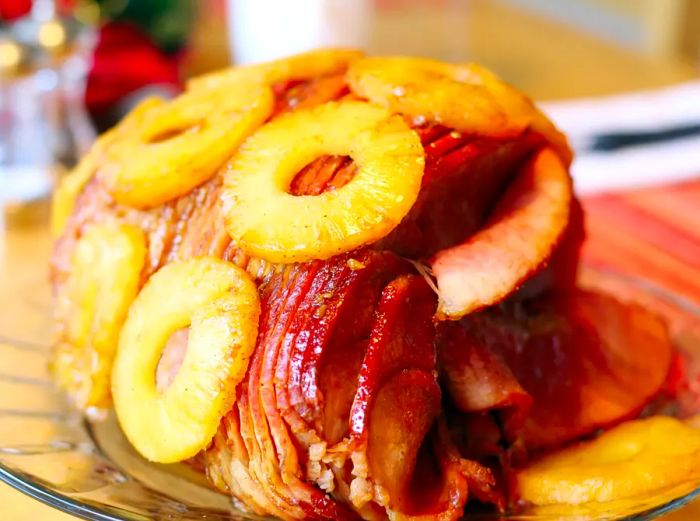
[1,263,699,521]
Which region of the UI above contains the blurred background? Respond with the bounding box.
[1,0,699,215]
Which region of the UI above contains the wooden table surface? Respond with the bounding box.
[1,0,699,519]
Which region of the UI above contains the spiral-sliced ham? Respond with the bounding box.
[51,65,626,521]
[202,253,496,520]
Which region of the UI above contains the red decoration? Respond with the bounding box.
[0,0,75,21]
[84,22,182,117]
[0,0,31,21]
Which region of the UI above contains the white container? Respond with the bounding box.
[226,0,371,65]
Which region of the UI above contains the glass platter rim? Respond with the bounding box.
[2,263,700,521]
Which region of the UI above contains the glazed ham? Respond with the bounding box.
[51,52,675,520]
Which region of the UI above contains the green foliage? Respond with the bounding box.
[95,0,196,52]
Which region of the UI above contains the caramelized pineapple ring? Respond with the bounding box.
[222,101,424,263]
[51,97,165,237]
[99,83,274,209]
[188,48,363,91]
[517,416,700,505]
[52,224,146,410]
[112,257,260,463]
[347,57,528,137]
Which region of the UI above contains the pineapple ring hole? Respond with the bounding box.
[288,155,355,196]
[143,121,203,144]
[155,327,189,392]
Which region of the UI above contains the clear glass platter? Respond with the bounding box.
[1,263,699,521]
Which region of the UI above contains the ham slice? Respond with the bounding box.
[446,290,674,450]
[438,322,532,438]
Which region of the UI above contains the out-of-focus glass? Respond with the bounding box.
[0,5,93,221]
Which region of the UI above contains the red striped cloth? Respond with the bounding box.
[582,179,700,305]
[582,181,700,521]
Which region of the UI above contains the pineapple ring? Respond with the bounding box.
[51,97,165,237]
[222,100,424,263]
[112,257,260,463]
[347,56,528,137]
[98,82,274,209]
[517,416,700,506]
[188,48,363,91]
[52,223,146,410]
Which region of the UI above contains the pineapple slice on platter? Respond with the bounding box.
[516,416,700,506]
